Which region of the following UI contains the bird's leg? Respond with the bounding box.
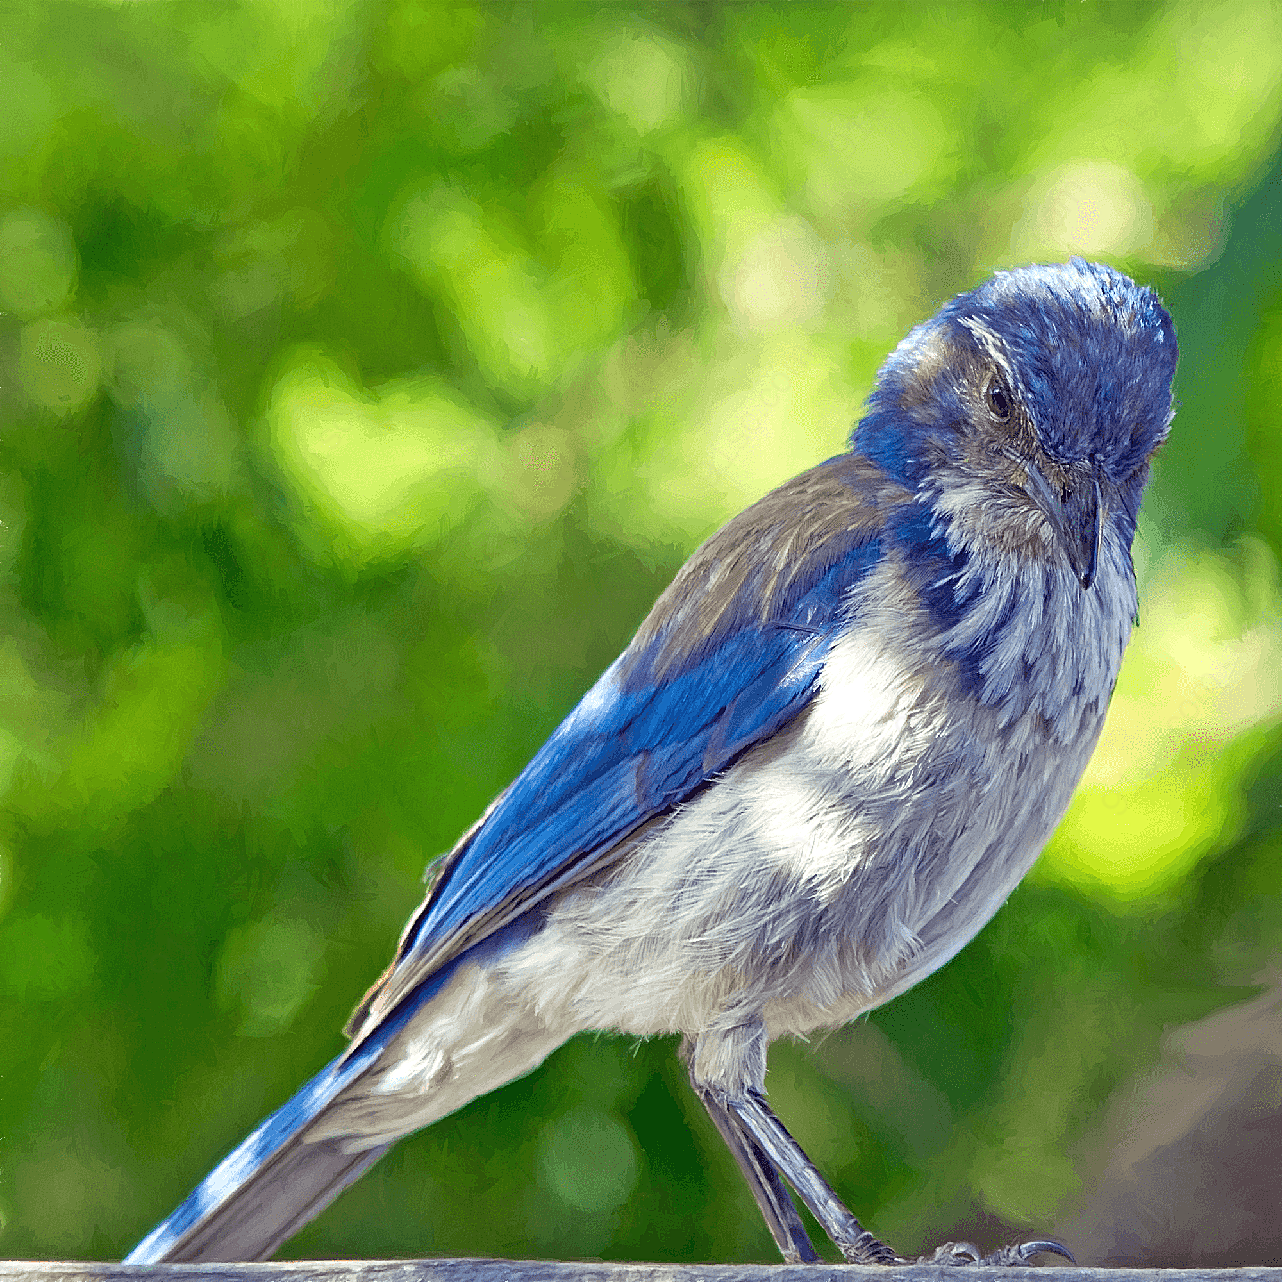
[685,1025,1070,1267]
[725,1088,900,1264]
[692,1079,820,1263]
[726,1088,1075,1268]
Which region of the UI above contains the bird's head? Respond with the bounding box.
[854,259,1177,589]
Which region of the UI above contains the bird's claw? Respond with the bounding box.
[915,1239,1075,1267]
[1005,1240,1075,1265]
[840,1230,903,1265]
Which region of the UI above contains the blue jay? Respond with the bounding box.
[126,259,1177,1266]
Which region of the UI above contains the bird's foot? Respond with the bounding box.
[838,1230,902,1265]
[916,1239,1075,1267]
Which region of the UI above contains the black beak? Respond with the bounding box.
[1023,465,1103,590]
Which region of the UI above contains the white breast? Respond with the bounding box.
[534,540,1134,1042]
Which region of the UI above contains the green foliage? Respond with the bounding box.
[1,0,1281,1264]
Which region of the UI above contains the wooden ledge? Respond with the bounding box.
[3,1262,1282,1282]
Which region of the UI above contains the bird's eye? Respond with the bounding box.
[984,376,1012,423]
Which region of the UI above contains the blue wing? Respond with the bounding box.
[349,455,895,1037]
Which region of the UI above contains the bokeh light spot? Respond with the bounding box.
[1012,161,1155,261]
[0,208,77,317]
[215,915,327,1038]
[537,1104,638,1214]
[17,317,101,417]
[585,22,695,135]
[268,350,500,566]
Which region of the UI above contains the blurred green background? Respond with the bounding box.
[2,0,1282,1267]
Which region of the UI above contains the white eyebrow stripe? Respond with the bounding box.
[957,315,1015,379]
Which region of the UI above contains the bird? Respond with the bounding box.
[125,258,1177,1267]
